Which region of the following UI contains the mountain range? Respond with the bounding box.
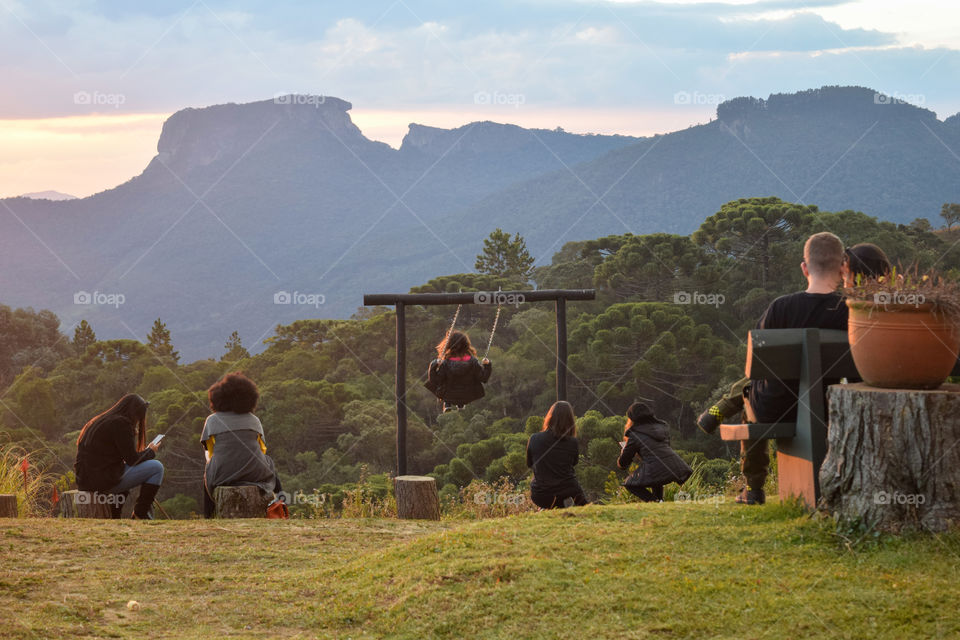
[1,85,958,359]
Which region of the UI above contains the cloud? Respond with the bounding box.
[0,0,954,123]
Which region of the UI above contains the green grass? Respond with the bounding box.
[2,502,959,639]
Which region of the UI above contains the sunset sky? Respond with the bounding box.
[1,0,958,198]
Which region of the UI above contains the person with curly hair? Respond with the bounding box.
[201,372,281,518]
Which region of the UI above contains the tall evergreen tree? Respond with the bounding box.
[72,320,96,355]
[222,330,250,362]
[475,229,535,281]
[146,318,179,363]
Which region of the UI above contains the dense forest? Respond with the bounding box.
[2,197,957,516]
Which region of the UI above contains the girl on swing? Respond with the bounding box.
[425,330,492,412]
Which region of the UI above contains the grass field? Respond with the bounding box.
[3,501,959,639]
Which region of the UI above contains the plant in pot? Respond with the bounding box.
[843,268,960,389]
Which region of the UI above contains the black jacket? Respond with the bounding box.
[617,420,692,488]
[526,431,584,497]
[75,415,155,492]
[425,357,491,404]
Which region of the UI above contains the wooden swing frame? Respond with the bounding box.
[363,289,596,475]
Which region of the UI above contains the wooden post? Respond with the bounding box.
[556,297,567,401]
[59,490,112,519]
[394,475,440,520]
[0,494,17,518]
[820,382,960,533]
[396,301,407,477]
[214,486,268,518]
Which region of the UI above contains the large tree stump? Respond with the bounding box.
[394,476,440,520]
[214,485,268,518]
[820,383,960,533]
[59,490,112,519]
[0,494,17,518]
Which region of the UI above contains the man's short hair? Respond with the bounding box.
[803,232,844,276]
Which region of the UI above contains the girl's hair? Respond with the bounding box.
[77,394,149,451]
[542,401,577,439]
[208,372,260,413]
[436,330,476,360]
[845,243,892,281]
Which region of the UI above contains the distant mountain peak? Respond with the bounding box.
[18,190,77,201]
[148,95,365,174]
[716,85,938,123]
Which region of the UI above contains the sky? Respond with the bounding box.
[0,0,958,198]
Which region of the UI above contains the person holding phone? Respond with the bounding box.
[75,394,165,519]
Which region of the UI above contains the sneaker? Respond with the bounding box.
[697,406,722,434]
[735,488,765,505]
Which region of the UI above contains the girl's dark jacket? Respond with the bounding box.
[75,415,155,492]
[617,419,692,488]
[424,356,492,404]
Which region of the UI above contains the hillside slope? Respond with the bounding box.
[3,503,958,639]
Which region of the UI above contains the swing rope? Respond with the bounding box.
[482,305,502,361]
[438,303,462,361]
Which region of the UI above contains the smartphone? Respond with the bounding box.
[149,434,165,447]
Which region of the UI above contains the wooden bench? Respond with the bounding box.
[719,328,858,508]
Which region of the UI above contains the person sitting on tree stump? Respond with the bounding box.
[201,372,283,518]
[75,394,164,519]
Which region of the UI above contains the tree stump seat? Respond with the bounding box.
[0,494,17,518]
[59,490,113,518]
[214,485,269,518]
[394,475,440,520]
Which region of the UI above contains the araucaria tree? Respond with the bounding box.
[475,229,535,281]
[147,318,179,363]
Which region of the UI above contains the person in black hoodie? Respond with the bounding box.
[425,330,492,412]
[75,394,164,519]
[617,402,692,502]
[526,401,588,509]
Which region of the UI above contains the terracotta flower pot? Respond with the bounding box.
[847,300,960,389]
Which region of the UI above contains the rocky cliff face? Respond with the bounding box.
[148,96,369,174]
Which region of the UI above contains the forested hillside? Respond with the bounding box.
[2,197,957,516]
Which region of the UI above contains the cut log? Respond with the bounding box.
[59,490,113,519]
[394,475,440,520]
[0,494,17,518]
[214,485,268,518]
[820,382,960,533]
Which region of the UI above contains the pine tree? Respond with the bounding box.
[146,318,179,363]
[222,330,250,362]
[72,320,96,355]
[475,229,535,281]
